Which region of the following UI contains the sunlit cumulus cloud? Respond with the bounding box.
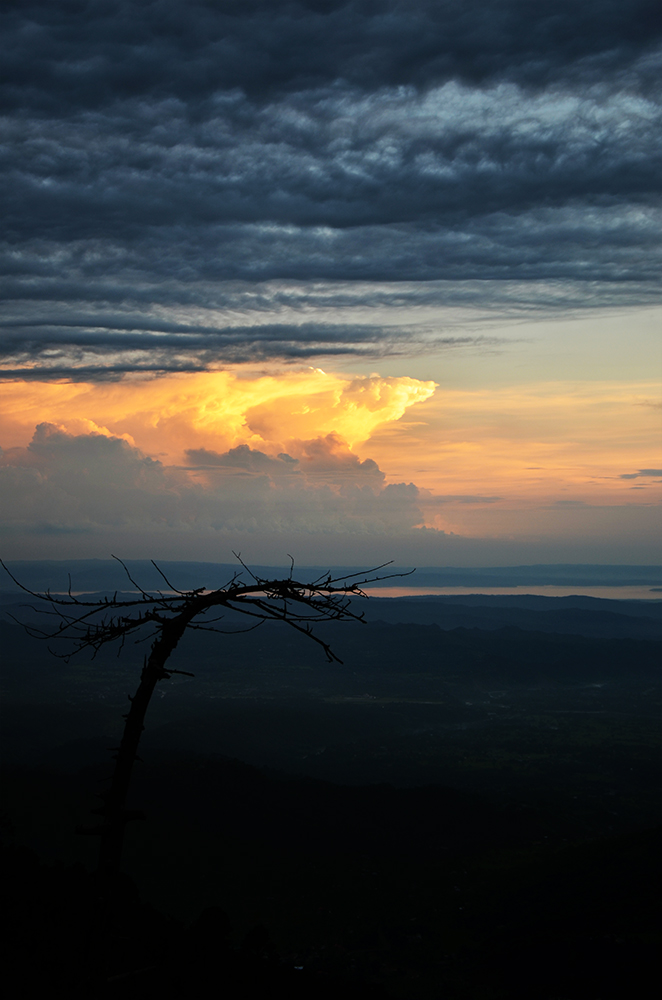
[0,370,436,546]
[0,370,436,458]
[1,370,659,563]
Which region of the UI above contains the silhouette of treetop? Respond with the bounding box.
[1,555,410,878]
[2,554,404,664]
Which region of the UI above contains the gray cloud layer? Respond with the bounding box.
[3,1,659,108]
[0,424,423,535]
[1,1,660,376]
[1,425,658,565]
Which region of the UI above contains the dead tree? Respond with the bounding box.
[1,556,406,882]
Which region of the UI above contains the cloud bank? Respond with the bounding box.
[0,423,424,540]
[2,419,659,566]
[2,1,660,376]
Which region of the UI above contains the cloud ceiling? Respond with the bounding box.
[2,0,661,376]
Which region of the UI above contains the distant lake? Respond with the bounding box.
[363,585,662,601]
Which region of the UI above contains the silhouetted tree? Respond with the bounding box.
[1,555,404,883]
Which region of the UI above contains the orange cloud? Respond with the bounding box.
[2,369,659,561]
[0,369,436,461]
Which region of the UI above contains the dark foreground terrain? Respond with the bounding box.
[1,592,661,998]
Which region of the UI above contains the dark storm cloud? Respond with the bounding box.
[0,308,495,377]
[1,1,661,375]
[3,0,660,112]
[3,87,659,239]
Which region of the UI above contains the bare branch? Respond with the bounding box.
[231,550,258,584]
[111,555,158,601]
[2,554,413,879]
[187,620,264,635]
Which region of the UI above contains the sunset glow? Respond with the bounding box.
[1,362,659,564]
[0,369,436,459]
[362,379,662,504]
[1,1,660,566]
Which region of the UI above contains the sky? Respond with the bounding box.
[1,0,660,567]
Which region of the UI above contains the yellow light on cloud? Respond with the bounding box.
[0,369,437,461]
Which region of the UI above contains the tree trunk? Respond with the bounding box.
[95,615,191,879]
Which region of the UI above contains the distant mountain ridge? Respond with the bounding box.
[356,596,662,637]
[2,560,661,594]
